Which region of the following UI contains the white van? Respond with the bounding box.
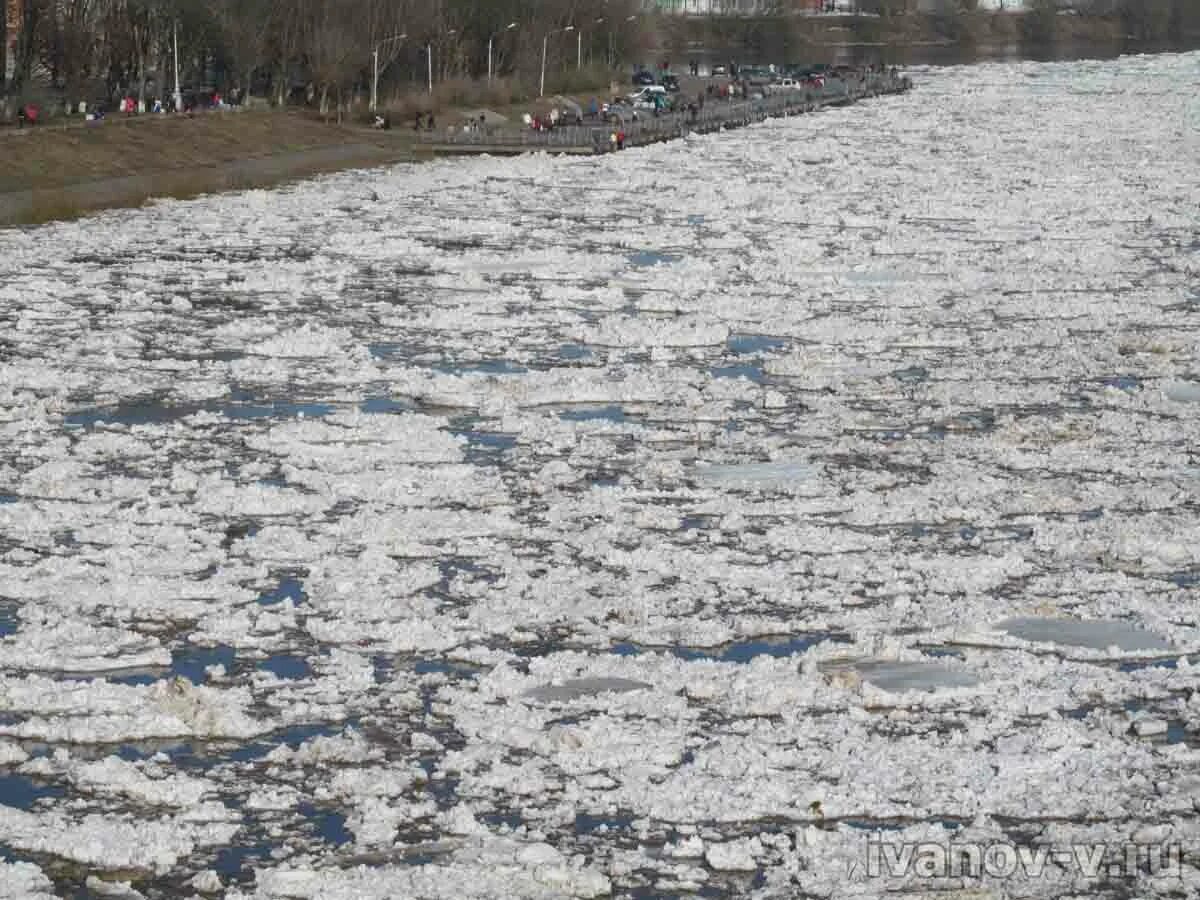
[627,85,667,109]
[627,85,667,101]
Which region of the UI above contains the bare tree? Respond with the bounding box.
[8,0,40,100]
[1,0,7,99]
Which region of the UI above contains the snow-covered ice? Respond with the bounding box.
[0,50,1198,898]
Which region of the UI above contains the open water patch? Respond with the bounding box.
[727,334,788,355]
[0,604,19,637]
[1103,375,1141,392]
[612,633,848,663]
[0,775,65,811]
[449,425,518,465]
[222,722,356,765]
[360,396,413,415]
[171,645,237,684]
[212,842,274,883]
[298,802,353,847]
[257,655,313,681]
[1167,571,1199,589]
[560,405,627,424]
[710,363,766,383]
[893,365,930,384]
[257,575,307,607]
[224,400,333,420]
[65,396,336,429]
[575,811,636,835]
[627,250,682,268]
[367,342,411,362]
[433,359,528,376]
[558,343,593,361]
[64,400,199,429]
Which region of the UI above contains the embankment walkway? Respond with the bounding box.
[417,71,911,156]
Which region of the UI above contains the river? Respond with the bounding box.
[0,49,1196,899]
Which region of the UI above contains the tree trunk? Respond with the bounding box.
[1,0,8,98]
[11,0,40,97]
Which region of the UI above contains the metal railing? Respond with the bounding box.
[418,73,910,154]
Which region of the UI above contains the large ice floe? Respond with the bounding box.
[1,51,1199,898]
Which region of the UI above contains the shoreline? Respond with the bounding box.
[0,140,413,228]
[3,43,1193,229]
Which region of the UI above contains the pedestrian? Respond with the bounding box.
[616,128,625,150]
[426,113,435,131]
[17,106,26,129]
[414,111,422,131]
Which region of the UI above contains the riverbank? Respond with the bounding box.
[0,111,415,226]
[3,33,1194,228]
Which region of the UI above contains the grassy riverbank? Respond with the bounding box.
[0,68,622,226]
[1,111,415,195]
[0,110,416,226]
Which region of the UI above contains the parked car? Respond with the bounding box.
[766,78,802,93]
[740,66,773,86]
[632,70,656,86]
[710,64,728,77]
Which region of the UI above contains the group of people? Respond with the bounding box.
[523,107,584,132]
[412,111,436,131]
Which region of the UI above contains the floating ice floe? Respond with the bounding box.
[826,659,981,693]
[0,861,57,900]
[1164,380,1200,404]
[995,617,1171,653]
[692,460,823,490]
[522,677,653,703]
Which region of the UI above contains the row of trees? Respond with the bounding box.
[1,0,642,115]
[3,0,1196,115]
[1022,0,1199,42]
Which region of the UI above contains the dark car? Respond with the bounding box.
[660,74,680,93]
[632,70,656,86]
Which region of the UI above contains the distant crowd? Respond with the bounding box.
[12,88,246,129]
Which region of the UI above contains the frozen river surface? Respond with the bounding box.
[1,52,1199,899]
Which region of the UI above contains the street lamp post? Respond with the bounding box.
[172,22,183,112]
[608,15,636,70]
[370,32,407,112]
[540,25,574,98]
[488,22,518,83]
[584,18,604,69]
[428,29,457,94]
